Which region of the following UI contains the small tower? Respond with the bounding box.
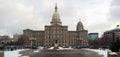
[51,4,62,25]
[76,21,84,31]
[76,20,88,46]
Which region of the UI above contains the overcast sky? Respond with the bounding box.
[0,0,120,37]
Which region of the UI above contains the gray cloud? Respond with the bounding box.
[108,0,120,22]
[0,0,43,36]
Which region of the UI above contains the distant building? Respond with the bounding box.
[0,35,11,45]
[13,34,23,42]
[90,26,120,48]
[88,33,99,41]
[23,5,88,47]
[12,34,29,46]
[88,33,99,46]
[103,26,120,46]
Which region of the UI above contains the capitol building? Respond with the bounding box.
[23,5,88,47]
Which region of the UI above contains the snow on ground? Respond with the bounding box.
[33,46,44,52]
[48,46,73,50]
[49,47,54,50]
[109,52,117,55]
[57,47,73,50]
[4,49,29,57]
[83,48,109,57]
[4,46,44,57]
[4,47,117,57]
[38,46,44,50]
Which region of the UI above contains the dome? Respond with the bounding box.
[52,12,60,21]
[77,21,83,26]
[76,21,84,31]
[50,4,62,25]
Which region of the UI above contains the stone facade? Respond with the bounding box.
[23,30,44,46]
[23,5,88,47]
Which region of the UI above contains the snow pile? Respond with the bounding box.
[83,48,108,57]
[58,47,64,50]
[38,46,44,50]
[33,50,39,52]
[109,52,117,55]
[4,47,45,57]
[4,50,21,57]
[58,47,73,50]
[33,46,44,52]
[4,49,29,57]
[106,49,117,55]
[49,47,54,50]
[48,47,73,50]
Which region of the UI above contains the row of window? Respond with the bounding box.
[45,27,67,30]
[45,30,67,34]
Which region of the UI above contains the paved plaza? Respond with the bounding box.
[20,49,103,57]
